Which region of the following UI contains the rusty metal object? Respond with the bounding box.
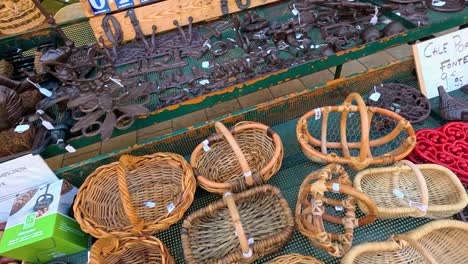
[395,3,429,27]
[383,21,406,36]
[360,25,381,43]
[438,86,468,121]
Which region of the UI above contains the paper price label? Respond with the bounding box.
[335,206,344,211]
[314,108,322,120]
[14,124,30,133]
[41,120,54,130]
[65,145,77,153]
[145,201,156,208]
[369,92,381,102]
[167,203,175,213]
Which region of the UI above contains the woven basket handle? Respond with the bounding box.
[341,93,370,170]
[393,235,437,264]
[215,122,254,186]
[223,192,252,258]
[116,155,146,231]
[393,160,429,216]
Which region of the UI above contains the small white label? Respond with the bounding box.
[295,33,302,39]
[314,108,322,120]
[167,203,175,213]
[369,92,381,102]
[335,206,344,211]
[245,58,251,62]
[14,124,30,133]
[370,16,378,25]
[109,77,124,87]
[65,144,76,153]
[395,12,401,16]
[393,189,405,199]
[41,120,54,130]
[300,45,305,49]
[292,9,299,16]
[202,61,210,68]
[332,183,340,192]
[199,79,210,85]
[243,171,252,178]
[247,237,254,245]
[203,40,211,49]
[145,201,156,208]
[356,25,362,30]
[38,87,53,97]
[432,0,446,6]
[408,201,428,212]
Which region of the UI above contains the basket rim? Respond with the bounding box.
[354,163,468,215]
[341,220,468,264]
[73,152,195,238]
[181,184,294,263]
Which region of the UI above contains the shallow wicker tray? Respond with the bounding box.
[354,161,468,219]
[342,219,468,264]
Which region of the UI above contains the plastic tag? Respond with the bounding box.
[245,58,251,62]
[370,6,378,25]
[144,201,156,208]
[199,79,210,85]
[247,237,254,245]
[167,203,175,213]
[292,8,299,16]
[41,120,54,130]
[408,201,428,212]
[332,183,340,192]
[335,206,344,211]
[296,33,302,39]
[395,12,401,16]
[300,44,305,49]
[109,77,124,87]
[27,78,52,97]
[314,108,322,120]
[432,0,446,6]
[65,145,76,153]
[243,171,252,178]
[203,40,211,49]
[202,139,211,152]
[393,189,405,199]
[14,124,30,133]
[202,61,210,68]
[369,92,381,102]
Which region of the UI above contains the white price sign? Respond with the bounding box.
[412,28,468,98]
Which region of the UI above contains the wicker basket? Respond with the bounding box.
[0,59,14,77]
[296,93,416,170]
[181,185,294,263]
[0,127,33,158]
[268,254,323,264]
[89,236,174,264]
[73,153,196,238]
[0,0,46,35]
[296,164,377,257]
[191,121,283,194]
[342,219,468,264]
[354,160,468,219]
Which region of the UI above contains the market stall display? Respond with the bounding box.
[296,93,416,170]
[89,236,174,264]
[191,121,283,194]
[354,160,468,219]
[341,220,468,264]
[296,164,377,257]
[73,153,196,238]
[181,185,294,263]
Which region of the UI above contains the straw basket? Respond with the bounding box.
[181,185,294,263]
[268,254,323,264]
[354,160,468,219]
[191,121,283,194]
[296,164,377,257]
[0,127,33,158]
[0,0,45,35]
[73,153,196,238]
[89,236,174,264]
[0,59,14,77]
[342,219,468,264]
[296,93,416,170]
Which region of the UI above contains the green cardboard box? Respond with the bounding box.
[0,180,89,263]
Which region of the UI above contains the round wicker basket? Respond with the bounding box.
[0,59,14,77]
[89,236,174,264]
[269,254,323,264]
[0,0,46,35]
[191,121,283,194]
[73,153,196,238]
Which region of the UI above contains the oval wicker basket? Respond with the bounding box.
[181,185,294,263]
[296,164,377,257]
[191,121,283,194]
[89,236,174,264]
[268,254,323,264]
[73,153,196,238]
[354,160,468,219]
[296,93,416,170]
[0,0,46,35]
[342,219,468,264]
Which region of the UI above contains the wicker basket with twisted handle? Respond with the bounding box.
[354,160,468,219]
[296,164,378,257]
[191,121,283,194]
[0,0,45,35]
[181,185,294,263]
[268,254,323,264]
[296,93,416,171]
[342,219,468,263]
[73,153,196,238]
[89,236,174,264]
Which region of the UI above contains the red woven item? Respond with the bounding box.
[408,122,468,185]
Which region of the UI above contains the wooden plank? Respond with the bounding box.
[86,0,282,45]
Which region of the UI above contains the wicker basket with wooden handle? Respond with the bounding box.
[296,164,377,257]
[89,236,174,264]
[354,160,468,219]
[73,153,196,238]
[0,0,45,35]
[181,185,294,263]
[268,254,323,264]
[342,219,468,263]
[296,93,416,170]
[191,121,283,194]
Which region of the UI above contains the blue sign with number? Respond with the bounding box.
[88,0,111,15]
[116,0,135,9]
